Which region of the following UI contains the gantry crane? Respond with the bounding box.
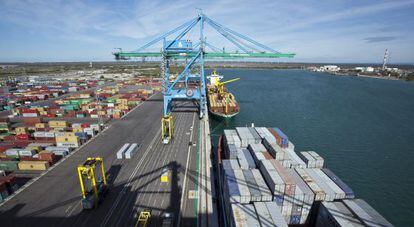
[77,157,108,209]
[113,11,295,143]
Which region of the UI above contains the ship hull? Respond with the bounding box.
[209,109,239,119]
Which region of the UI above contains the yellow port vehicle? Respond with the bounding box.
[160,167,170,183]
[77,157,108,209]
[136,210,151,227]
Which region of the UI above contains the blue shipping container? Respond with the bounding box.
[322,168,355,199]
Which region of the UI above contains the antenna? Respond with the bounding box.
[382,49,388,70]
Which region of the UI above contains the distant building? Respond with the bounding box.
[320,65,340,72]
[355,66,375,73]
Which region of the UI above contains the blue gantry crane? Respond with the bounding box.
[113,12,295,144]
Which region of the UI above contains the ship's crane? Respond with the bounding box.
[113,11,295,143]
[215,77,240,95]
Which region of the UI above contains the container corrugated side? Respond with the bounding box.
[234,169,251,204]
[231,203,260,227]
[308,151,324,168]
[295,168,325,201]
[224,168,240,203]
[251,169,272,202]
[236,148,249,170]
[248,127,261,144]
[250,151,266,166]
[228,144,238,159]
[299,151,317,168]
[124,143,138,159]
[243,169,261,202]
[223,160,241,170]
[259,160,285,200]
[343,199,393,227]
[242,148,255,169]
[247,143,266,153]
[283,148,306,168]
[116,143,130,159]
[314,169,346,200]
[263,137,285,160]
[269,159,295,218]
[321,168,355,199]
[304,168,336,201]
[264,201,288,227]
[253,202,277,227]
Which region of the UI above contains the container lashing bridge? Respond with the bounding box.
[113,11,295,143]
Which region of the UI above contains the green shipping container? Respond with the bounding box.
[76,114,85,118]
[0,161,19,171]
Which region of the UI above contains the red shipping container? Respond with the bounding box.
[23,117,42,124]
[81,123,90,128]
[3,135,16,141]
[21,109,38,114]
[12,141,31,148]
[16,134,30,140]
[38,152,57,165]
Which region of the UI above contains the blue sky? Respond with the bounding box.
[0,0,413,63]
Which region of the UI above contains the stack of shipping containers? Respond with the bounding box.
[220,126,392,226]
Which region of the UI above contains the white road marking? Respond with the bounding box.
[100,127,161,226]
[176,113,196,227]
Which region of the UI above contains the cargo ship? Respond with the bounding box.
[207,71,240,119]
[214,126,393,226]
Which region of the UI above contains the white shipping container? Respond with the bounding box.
[308,151,324,168]
[251,169,273,202]
[253,202,278,227]
[116,143,130,159]
[248,143,267,153]
[22,113,38,117]
[295,168,325,201]
[237,148,250,170]
[46,146,71,152]
[259,160,285,197]
[233,169,251,204]
[314,169,346,200]
[263,138,285,160]
[264,202,289,227]
[57,142,79,148]
[18,149,36,157]
[231,203,260,227]
[299,151,317,168]
[124,143,139,159]
[304,169,336,201]
[5,149,20,157]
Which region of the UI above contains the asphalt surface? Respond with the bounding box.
[0,93,201,227]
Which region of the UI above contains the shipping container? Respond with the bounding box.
[253,202,287,227]
[124,143,138,159]
[258,160,285,200]
[321,168,355,199]
[295,168,325,201]
[0,161,19,171]
[230,203,260,227]
[18,160,49,171]
[222,159,240,170]
[116,143,130,159]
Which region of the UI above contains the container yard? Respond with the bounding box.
[216,126,393,226]
[0,75,161,203]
